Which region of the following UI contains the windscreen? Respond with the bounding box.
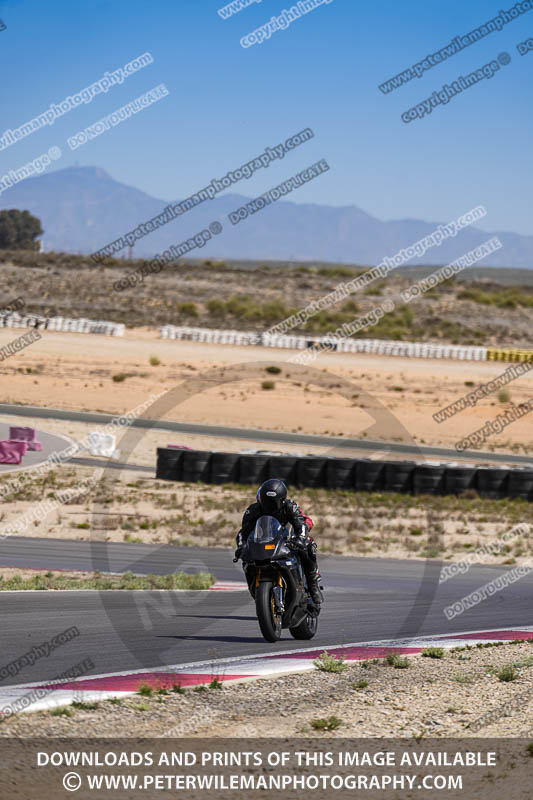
[252,516,283,543]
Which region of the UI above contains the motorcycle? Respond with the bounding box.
[235,515,322,643]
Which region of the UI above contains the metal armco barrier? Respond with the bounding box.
[160,325,496,361]
[156,448,533,501]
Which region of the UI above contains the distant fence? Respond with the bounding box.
[156,448,533,500]
[160,325,490,361]
[1,312,124,336]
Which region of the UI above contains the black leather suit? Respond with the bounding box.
[236,498,318,578]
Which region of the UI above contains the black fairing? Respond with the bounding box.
[242,515,312,629]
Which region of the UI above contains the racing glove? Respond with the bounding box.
[290,529,309,553]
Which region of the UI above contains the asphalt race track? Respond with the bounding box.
[0,409,531,690]
[0,538,531,687]
[1,403,532,466]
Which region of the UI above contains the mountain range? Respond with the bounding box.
[0,166,531,268]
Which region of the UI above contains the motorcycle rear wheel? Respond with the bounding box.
[256,581,282,642]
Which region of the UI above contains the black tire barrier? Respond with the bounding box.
[443,465,477,495]
[475,467,510,500]
[413,464,447,496]
[296,457,328,489]
[181,449,212,483]
[508,469,533,500]
[238,454,271,485]
[155,449,533,502]
[266,455,299,485]
[155,448,184,481]
[383,461,415,494]
[326,458,357,490]
[210,452,241,484]
[355,459,385,492]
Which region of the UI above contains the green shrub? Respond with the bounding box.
[454,672,474,684]
[262,300,290,321]
[0,570,215,591]
[385,654,409,669]
[313,650,347,673]
[422,647,445,659]
[354,679,368,689]
[419,547,442,559]
[265,366,281,374]
[310,715,343,731]
[457,286,533,309]
[342,300,360,313]
[50,706,73,717]
[514,656,533,668]
[149,355,161,366]
[458,289,493,305]
[226,295,254,317]
[261,380,275,391]
[177,302,198,317]
[498,389,510,404]
[498,665,518,682]
[112,373,127,382]
[207,299,226,315]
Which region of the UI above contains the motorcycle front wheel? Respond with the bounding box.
[255,581,282,642]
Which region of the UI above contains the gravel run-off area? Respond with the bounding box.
[2,641,533,739]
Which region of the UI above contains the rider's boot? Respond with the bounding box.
[307,568,323,606]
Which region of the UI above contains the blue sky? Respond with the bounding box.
[0,0,531,234]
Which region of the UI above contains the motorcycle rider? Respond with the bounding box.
[234,478,322,605]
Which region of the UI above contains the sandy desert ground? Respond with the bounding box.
[1,327,533,458]
[2,326,533,563]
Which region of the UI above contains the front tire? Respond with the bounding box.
[256,581,282,642]
[289,611,318,640]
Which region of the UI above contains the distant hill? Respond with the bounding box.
[0,165,531,268]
